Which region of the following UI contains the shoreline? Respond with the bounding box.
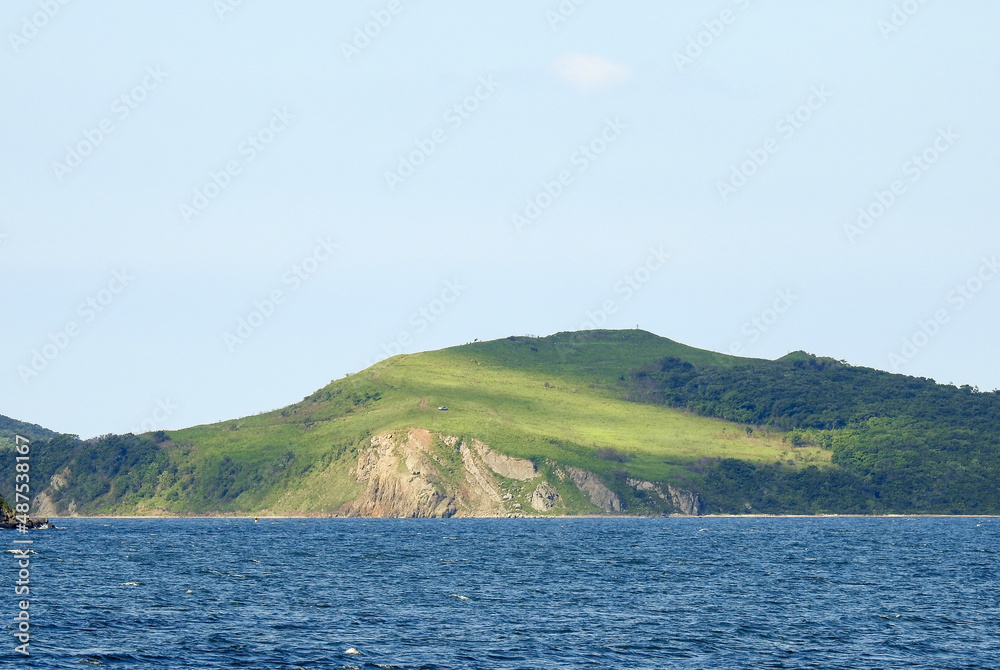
[47,513,1000,520]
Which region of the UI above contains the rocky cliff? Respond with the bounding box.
[341,428,537,517]
[626,478,705,516]
[338,428,704,517]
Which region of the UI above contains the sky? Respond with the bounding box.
[2,0,998,439]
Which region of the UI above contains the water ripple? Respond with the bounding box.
[13,517,1000,669]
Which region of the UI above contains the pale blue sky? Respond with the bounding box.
[2,0,998,438]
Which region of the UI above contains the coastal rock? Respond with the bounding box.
[344,429,540,518]
[459,440,505,507]
[530,481,561,511]
[627,478,658,494]
[346,430,457,518]
[625,478,705,516]
[34,467,70,518]
[338,429,707,517]
[0,495,52,530]
[566,467,623,513]
[666,484,705,516]
[471,440,537,480]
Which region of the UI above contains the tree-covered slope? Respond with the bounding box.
[0,414,59,450]
[624,353,1000,513]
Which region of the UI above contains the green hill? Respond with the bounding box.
[2,330,998,516]
[0,414,60,450]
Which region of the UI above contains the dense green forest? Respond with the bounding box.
[624,354,1000,513]
[0,430,168,513]
[0,414,58,450]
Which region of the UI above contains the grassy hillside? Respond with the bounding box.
[144,331,824,514]
[2,329,996,516]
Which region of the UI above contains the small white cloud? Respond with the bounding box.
[549,52,631,92]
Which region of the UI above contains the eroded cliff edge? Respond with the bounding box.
[337,428,703,518]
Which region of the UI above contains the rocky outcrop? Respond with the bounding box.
[0,495,52,530]
[566,466,623,513]
[472,440,536,480]
[338,429,669,517]
[33,492,59,519]
[530,481,560,511]
[458,440,505,510]
[34,468,70,518]
[344,429,539,518]
[626,477,704,516]
[666,484,704,516]
[344,430,457,518]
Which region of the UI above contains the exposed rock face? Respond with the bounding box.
[627,478,657,494]
[341,430,633,517]
[33,492,59,519]
[530,481,560,511]
[34,468,70,518]
[566,466,623,513]
[472,440,536,480]
[344,429,543,518]
[626,477,704,516]
[666,484,704,516]
[458,441,505,509]
[345,429,457,518]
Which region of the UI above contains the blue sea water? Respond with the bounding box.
[6,517,1000,669]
